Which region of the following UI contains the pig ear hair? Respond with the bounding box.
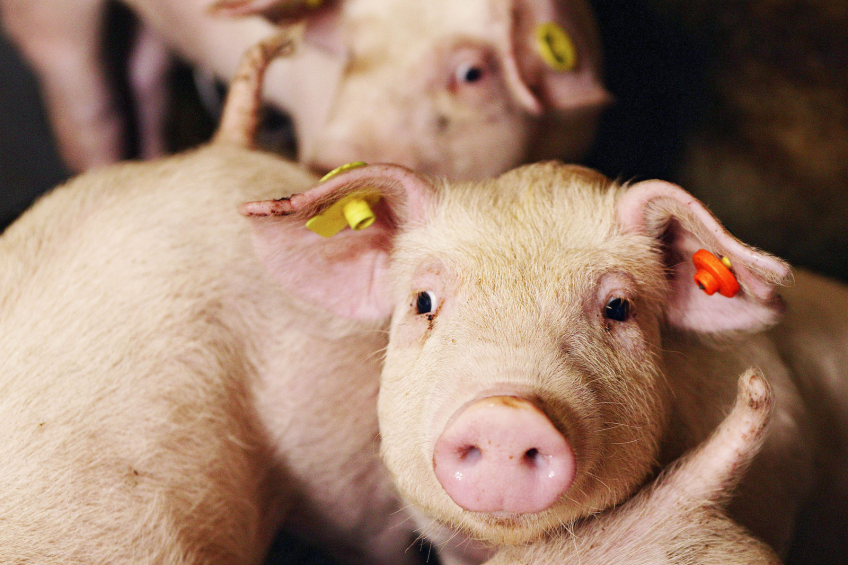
[240,164,436,320]
[497,0,612,114]
[617,180,792,334]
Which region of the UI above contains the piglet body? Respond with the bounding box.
[0,35,414,565]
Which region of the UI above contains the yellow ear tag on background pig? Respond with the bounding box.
[306,192,380,238]
[536,22,578,72]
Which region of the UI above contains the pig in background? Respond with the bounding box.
[488,369,782,565]
[0,0,608,179]
[242,159,848,564]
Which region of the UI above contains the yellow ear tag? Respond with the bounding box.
[536,22,578,72]
[306,192,380,238]
[320,161,368,182]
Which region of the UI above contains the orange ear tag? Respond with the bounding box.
[693,249,740,298]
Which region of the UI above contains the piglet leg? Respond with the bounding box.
[0,0,125,171]
[127,22,171,160]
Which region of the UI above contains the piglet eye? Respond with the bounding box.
[415,291,436,315]
[604,297,632,322]
[455,63,485,84]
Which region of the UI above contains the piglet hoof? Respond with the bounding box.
[735,367,774,441]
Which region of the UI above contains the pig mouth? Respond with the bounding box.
[482,510,535,522]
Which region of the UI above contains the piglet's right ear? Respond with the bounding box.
[240,164,435,320]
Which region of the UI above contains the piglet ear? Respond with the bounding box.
[210,0,344,55]
[495,0,611,114]
[210,0,321,22]
[240,164,436,319]
[617,180,792,333]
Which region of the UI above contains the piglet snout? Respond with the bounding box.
[433,396,575,514]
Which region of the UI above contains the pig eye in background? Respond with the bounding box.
[415,291,437,315]
[455,62,485,85]
[604,298,632,322]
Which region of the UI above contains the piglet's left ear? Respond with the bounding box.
[240,163,436,320]
[617,180,792,334]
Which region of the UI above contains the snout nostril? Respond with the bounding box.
[523,447,551,469]
[523,448,540,465]
[458,445,482,463]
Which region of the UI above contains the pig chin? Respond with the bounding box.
[437,503,595,546]
[430,442,658,546]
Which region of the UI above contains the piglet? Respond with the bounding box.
[0,32,422,565]
[241,160,848,561]
[487,368,782,565]
[215,0,610,179]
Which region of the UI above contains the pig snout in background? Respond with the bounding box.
[487,368,783,565]
[0,34,435,565]
[0,0,608,179]
[243,161,848,563]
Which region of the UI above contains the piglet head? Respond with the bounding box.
[242,162,790,547]
[300,0,610,180]
[371,163,788,545]
[214,0,609,180]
